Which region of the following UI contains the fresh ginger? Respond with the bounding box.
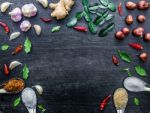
[49,0,74,20]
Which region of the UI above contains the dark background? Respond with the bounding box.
[0,0,150,113]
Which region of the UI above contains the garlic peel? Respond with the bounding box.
[9,32,21,41]
[37,0,48,8]
[22,4,37,17]
[0,2,13,13]
[9,61,22,70]
[32,85,43,95]
[33,25,41,36]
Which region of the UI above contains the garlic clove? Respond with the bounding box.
[9,8,22,22]
[37,0,48,8]
[0,2,13,13]
[33,25,42,36]
[32,85,43,95]
[20,20,31,32]
[9,32,21,41]
[9,61,22,70]
[22,4,37,17]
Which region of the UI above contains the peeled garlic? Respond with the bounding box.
[9,32,21,41]
[33,25,41,36]
[9,61,22,70]
[37,0,48,8]
[0,2,12,13]
[32,85,43,95]
[9,8,22,22]
[20,20,31,32]
[22,4,37,17]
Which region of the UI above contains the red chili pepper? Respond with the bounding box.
[112,55,119,66]
[73,26,87,32]
[12,44,23,55]
[40,17,52,23]
[0,21,10,33]
[99,94,111,111]
[128,43,143,50]
[3,64,10,76]
[118,3,123,16]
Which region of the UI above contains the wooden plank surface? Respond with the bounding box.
[0,0,150,113]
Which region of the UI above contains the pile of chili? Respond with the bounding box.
[40,17,52,23]
[3,64,10,76]
[0,21,10,33]
[12,44,23,55]
[118,3,123,16]
[128,43,143,50]
[73,26,87,32]
[99,94,111,111]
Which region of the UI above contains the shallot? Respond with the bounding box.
[9,8,22,22]
[20,20,31,32]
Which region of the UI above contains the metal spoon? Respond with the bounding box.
[123,77,150,92]
[21,87,37,113]
[0,78,25,94]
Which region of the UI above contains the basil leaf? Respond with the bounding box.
[83,11,92,22]
[134,97,140,106]
[99,19,105,26]
[24,37,32,53]
[98,4,107,9]
[123,68,132,77]
[38,104,46,113]
[13,97,21,107]
[118,50,131,63]
[100,0,109,6]
[23,64,29,80]
[135,65,147,76]
[89,4,99,11]
[108,3,116,12]
[105,14,114,21]
[89,10,97,14]
[106,23,115,31]
[88,22,97,34]
[51,26,61,33]
[96,12,102,16]
[75,11,84,20]
[98,28,108,37]
[82,0,89,6]
[1,44,9,51]
[66,17,77,27]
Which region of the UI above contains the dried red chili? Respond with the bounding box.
[128,43,143,50]
[0,21,10,33]
[99,94,111,111]
[118,3,123,16]
[73,26,87,32]
[12,44,23,55]
[40,17,52,23]
[112,55,119,66]
[3,64,10,76]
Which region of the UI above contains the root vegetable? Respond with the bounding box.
[49,0,74,20]
[139,52,148,62]
[137,0,149,10]
[122,27,130,35]
[125,15,133,25]
[132,27,144,37]
[126,1,136,10]
[137,15,145,23]
[115,31,125,40]
[143,33,150,41]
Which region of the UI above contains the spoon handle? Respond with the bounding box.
[117,109,124,113]
[144,87,150,92]
[28,108,36,113]
[0,89,7,93]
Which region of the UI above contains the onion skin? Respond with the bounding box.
[139,52,148,62]
[115,31,125,40]
[143,33,150,42]
[132,27,144,37]
[122,27,130,35]
[137,0,149,10]
[126,1,137,10]
[125,15,134,25]
[137,15,146,23]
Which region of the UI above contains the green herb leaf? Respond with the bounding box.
[82,0,89,6]
[24,37,32,53]
[75,11,84,20]
[13,97,21,107]
[89,3,99,11]
[51,26,61,33]
[105,14,114,21]
[88,22,97,34]
[100,0,109,6]
[118,50,131,63]
[106,23,115,31]
[123,68,132,77]
[38,105,46,113]
[66,17,77,27]
[135,65,147,76]
[108,3,116,12]
[23,64,29,80]
[134,97,140,106]
[1,44,9,51]
[83,11,92,22]
[98,4,107,9]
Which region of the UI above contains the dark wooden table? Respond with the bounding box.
[0,0,150,113]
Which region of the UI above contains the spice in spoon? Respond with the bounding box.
[113,88,128,110]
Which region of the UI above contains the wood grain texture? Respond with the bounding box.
[0,0,150,113]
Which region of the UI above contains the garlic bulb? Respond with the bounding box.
[32,85,43,95]
[9,32,21,41]
[22,4,37,17]
[9,8,22,22]
[9,61,22,70]
[33,25,41,36]
[37,0,48,8]
[0,2,13,13]
[20,20,31,32]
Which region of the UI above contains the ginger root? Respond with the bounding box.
[49,0,74,20]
